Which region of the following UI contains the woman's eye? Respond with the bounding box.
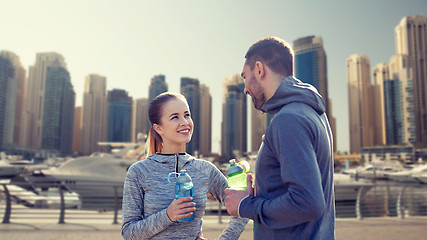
[185,114,191,118]
[171,116,178,120]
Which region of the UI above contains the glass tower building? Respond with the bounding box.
[294,36,329,117]
[222,74,247,160]
[107,89,132,142]
[41,65,75,155]
[147,75,168,133]
[180,77,200,156]
[0,54,16,150]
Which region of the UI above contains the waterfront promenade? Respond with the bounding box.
[1,213,427,240]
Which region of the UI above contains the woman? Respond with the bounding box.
[121,92,248,240]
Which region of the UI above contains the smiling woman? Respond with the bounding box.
[121,91,249,240]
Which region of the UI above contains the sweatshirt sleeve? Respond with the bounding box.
[207,163,249,240]
[121,165,173,240]
[239,113,326,228]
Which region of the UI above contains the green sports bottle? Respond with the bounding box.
[226,159,247,190]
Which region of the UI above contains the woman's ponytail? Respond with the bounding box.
[145,126,163,157]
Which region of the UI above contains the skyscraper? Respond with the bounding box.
[221,74,247,160]
[372,63,388,146]
[132,98,148,142]
[147,75,168,132]
[0,52,17,150]
[199,84,212,156]
[294,36,330,117]
[389,54,415,146]
[181,77,200,156]
[107,89,132,142]
[21,53,67,149]
[73,106,82,154]
[395,15,427,148]
[41,64,75,155]
[81,74,108,155]
[347,54,375,153]
[0,51,26,148]
[250,104,267,153]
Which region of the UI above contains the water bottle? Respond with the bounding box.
[226,159,248,190]
[167,170,196,222]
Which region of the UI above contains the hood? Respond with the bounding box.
[261,76,325,115]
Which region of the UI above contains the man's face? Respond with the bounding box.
[241,62,266,110]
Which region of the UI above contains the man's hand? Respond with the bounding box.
[224,173,254,217]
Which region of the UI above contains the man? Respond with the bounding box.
[225,37,335,239]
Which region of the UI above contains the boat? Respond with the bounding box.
[386,164,427,183]
[0,159,31,178]
[11,142,144,210]
[346,161,405,180]
[415,171,427,184]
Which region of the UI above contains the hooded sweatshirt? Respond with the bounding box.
[239,76,335,239]
[121,153,248,240]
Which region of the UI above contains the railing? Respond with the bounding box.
[336,181,427,219]
[1,180,427,225]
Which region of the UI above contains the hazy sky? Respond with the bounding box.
[2,0,427,153]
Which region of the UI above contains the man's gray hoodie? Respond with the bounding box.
[239,76,335,239]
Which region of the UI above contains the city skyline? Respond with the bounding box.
[1,1,427,153]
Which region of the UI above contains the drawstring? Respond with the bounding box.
[175,153,179,176]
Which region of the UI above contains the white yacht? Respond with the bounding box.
[414,171,427,184]
[11,142,144,210]
[386,164,427,183]
[347,161,405,180]
[0,159,31,178]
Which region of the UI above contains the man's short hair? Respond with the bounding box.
[245,37,294,76]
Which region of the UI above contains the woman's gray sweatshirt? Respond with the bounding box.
[121,153,248,240]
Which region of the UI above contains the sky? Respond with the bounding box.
[1,0,427,154]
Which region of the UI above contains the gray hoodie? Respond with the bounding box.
[239,76,335,239]
[121,153,248,240]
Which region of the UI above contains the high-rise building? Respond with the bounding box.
[147,75,168,132]
[132,98,148,142]
[372,63,388,146]
[73,106,82,154]
[395,15,427,148]
[181,77,200,156]
[294,36,330,117]
[41,64,75,155]
[81,74,108,155]
[347,54,375,153]
[0,52,17,150]
[199,84,212,156]
[0,51,26,148]
[383,78,402,145]
[250,104,267,153]
[107,89,132,142]
[221,74,247,160]
[328,99,337,153]
[389,54,415,146]
[21,53,67,149]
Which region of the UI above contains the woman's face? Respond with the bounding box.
[153,98,193,150]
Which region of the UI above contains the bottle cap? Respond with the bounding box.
[227,159,243,176]
[177,169,192,183]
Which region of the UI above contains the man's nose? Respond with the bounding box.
[244,88,249,95]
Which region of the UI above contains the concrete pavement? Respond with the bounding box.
[2,214,427,239]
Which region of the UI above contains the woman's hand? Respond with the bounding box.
[196,236,207,240]
[166,197,196,222]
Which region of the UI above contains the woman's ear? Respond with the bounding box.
[153,123,162,135]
